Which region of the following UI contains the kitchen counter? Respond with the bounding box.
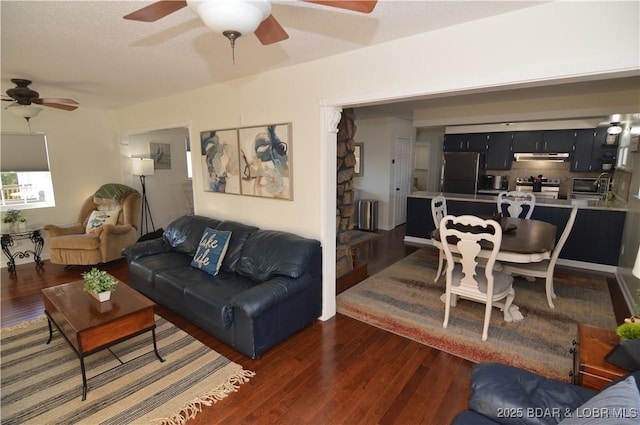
[406,192,626,267]
[409,191,628,212]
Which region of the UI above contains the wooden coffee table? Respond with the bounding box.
[42,280,164,400]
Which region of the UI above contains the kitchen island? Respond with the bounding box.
[406,191,627,268]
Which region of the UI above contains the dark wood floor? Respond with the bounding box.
[0,225,626,424]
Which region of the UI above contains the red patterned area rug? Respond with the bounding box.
[337,248,617,381]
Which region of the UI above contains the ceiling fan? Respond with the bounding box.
[2,79,79,112]
[124,0,377,59]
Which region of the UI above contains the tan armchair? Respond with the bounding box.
[45,184,141,266]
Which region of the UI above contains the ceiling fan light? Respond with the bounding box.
[9,104,43,119]
[607,123,623,135]
[189,0,271,35]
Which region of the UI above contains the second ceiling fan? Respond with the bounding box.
[124,0,378,51]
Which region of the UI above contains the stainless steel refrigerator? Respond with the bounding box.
[441,152,485,194]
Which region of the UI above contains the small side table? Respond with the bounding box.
[1,226,45,274]
[571,323,627,390]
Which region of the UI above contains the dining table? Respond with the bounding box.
[431,216,558,323]
[431,216,558,264]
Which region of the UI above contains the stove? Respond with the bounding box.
[515,177,560,199]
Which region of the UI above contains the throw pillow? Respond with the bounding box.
[85,209,121,235]
[191,228,232,276]
[559,375,640,424]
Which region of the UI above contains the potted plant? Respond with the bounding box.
[605,290,640,371]
[3,209,24,232]
[82,268,118,302]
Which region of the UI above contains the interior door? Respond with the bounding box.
[393,137,412,227]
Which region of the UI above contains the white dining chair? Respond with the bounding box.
[501,206,578,309]
[431,196,448,282]
[497,191,536,219]
[440,215,518,341]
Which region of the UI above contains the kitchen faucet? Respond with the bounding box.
[593,172,611,189]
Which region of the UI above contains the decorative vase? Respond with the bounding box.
[88,290,112,302]
[17,221,26,231]
[605,339,640,371]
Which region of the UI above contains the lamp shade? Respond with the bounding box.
[9,104,43,119]
[187,0,271,34]
[131,158,155,176]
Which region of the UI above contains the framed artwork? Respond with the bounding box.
[354,143,363,177]
[150,142,171,169]
[200,129,241,194]
[238,123,292,200]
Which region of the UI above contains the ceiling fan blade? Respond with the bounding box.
[124,0,188,22]
[35,97,79,105]
[40,102,78,111]
[304,0,377,13]
[254,15,289,45]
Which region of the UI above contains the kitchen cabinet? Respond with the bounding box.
[591,128,619,172]
[443,133,488,152]
[542,130,576,152]
[511,131,542,152]
[571,129,596,172]
[512,130,575,152]
[485,132,512,170]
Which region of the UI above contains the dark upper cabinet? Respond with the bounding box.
[443,133,488,152]
[512,130,575,152]
[591,128,619,172]
[511,131,542,152]
[542,130,576,152]
[571,129,595,172]
[485,132,512,170]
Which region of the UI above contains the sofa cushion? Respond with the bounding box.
[560,373,640,425]
[184,272,258,329]
[128,251,192,289]
[191,228,231,276]
[163,215,221,255]
[215,220,258,273]
[237,230,321,282]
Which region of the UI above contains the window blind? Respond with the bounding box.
[1,132,50,172]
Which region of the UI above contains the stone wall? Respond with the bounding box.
[336,109,357,278]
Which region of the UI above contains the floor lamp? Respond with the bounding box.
[131,158,156,236]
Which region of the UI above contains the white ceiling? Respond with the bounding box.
[1,0,544,110]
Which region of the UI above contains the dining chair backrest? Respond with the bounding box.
[550,206,578,265]
[431,196,447,229]
[439,214,502,292]
[497,191,536,219]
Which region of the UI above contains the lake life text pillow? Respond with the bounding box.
[191,228,232,276]
[86,209,121,235]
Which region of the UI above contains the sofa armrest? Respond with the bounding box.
[44,223,84,237]
[230,274,312,318]
[121,238,171,261]
[468,363,597,425]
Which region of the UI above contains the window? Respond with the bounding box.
[1,132,56,209]
[185,136,193,179]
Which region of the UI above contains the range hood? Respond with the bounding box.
[513,152,570,162]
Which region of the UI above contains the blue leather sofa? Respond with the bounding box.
[452,362,640,425]
[122,215,322,359]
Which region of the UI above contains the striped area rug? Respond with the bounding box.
[1,316,254,424]
[337,248,617,381]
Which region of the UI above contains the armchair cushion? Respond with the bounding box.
[49,233,100,250]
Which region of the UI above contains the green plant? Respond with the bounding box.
[82,268,118,293]
[3,209,23,223]
[616,322,640,340]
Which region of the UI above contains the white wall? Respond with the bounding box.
[125,127,191,230]
[342,116,416,231]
